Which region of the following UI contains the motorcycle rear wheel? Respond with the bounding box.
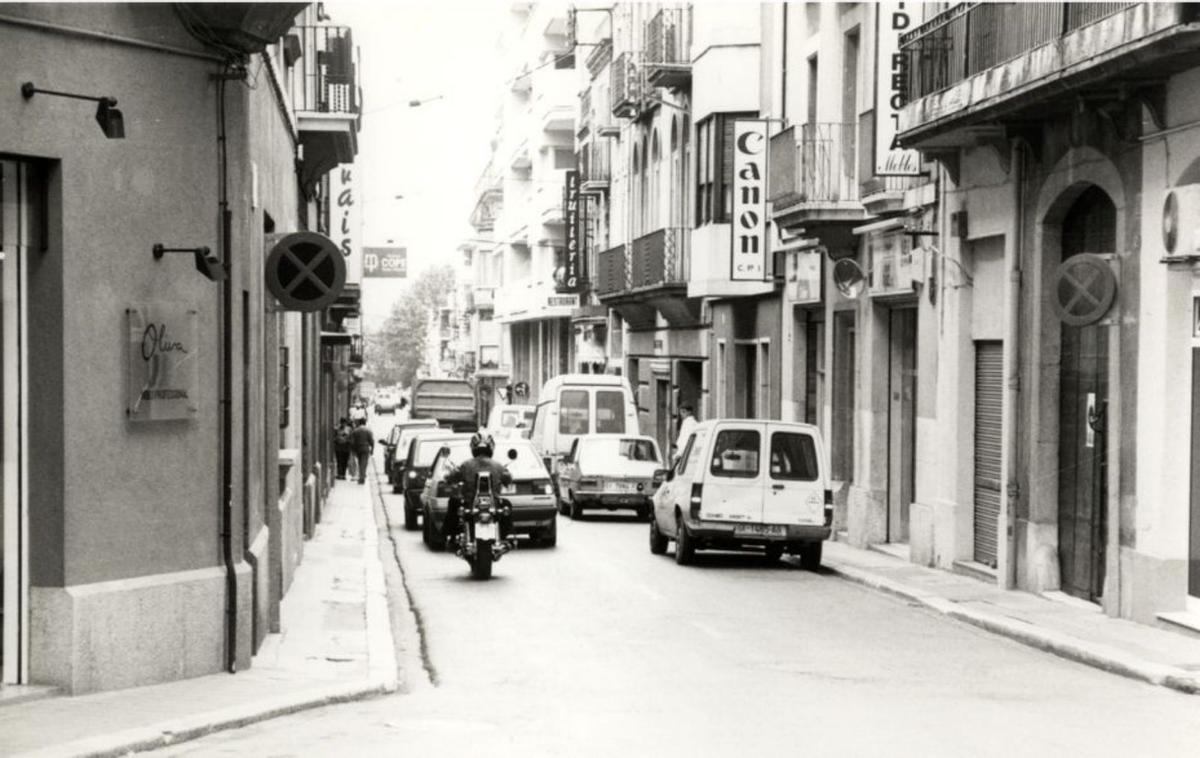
[471,539,494,580]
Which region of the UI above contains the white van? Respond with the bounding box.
[649,419,831,569]
[529,374,639,473]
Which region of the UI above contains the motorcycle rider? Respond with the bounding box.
[442,432,513,546]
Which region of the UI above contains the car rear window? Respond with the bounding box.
[709,429,761,478]
[494,442,546,478]
[595,390,625,434]
[769,432,819,481]
[417,439,464,466]
[433,442,474,474]
[581,437,659,465]
[559,389,590,434]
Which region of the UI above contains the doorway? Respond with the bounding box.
[974,341,1003,567]
[1057,186,1115,602]
[1,159,41,684]
[887,307,917,543]
[655,377,670,461]
[735,343,757,418]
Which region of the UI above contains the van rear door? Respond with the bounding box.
[762,424,826,526]
[700,424,765,523]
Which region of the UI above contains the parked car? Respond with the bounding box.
[418,436,476,551]
[382,419,439,477]
[485,403,535,439]
[557,434,664,520]
[400,432,472,531]
[421,437,559,550]
[374,390,399,415]
[493,438,558,546]
[528,374,639,481]
[650,420,831,568]
[390,427,446,494]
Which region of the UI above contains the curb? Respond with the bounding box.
[20,681,391,758]
[20,469,401,758]
[824,560,1200,696]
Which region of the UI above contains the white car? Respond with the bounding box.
[650,419,831,568]
[486,404,535,439]
[557,434,665,520]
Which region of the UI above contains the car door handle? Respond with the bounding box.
[771,484,784,491]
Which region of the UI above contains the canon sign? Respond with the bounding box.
[731,120,769,281]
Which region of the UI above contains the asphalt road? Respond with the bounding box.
[152,415,1200,757]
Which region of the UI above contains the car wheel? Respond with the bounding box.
[763,544,784,564]
[638,505,651,521]
[649,517,668,555]
[800,541,823,571]
[403,506,418,531]
[674,516,695,566]
[569,495,583,521]
[542,518,558,548]
[421,514,434,549]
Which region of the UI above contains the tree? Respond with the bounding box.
[364,264,456,389]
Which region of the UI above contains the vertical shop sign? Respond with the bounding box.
[126,303,198,421]
[330,164,363,285]
[731,120,769,281]
[876,3,922,175]
[560,169,583,293]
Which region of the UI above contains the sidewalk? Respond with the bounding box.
[822,540,1200,694]
[0,470,397,758]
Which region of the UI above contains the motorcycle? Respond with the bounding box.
[454,471,514,580]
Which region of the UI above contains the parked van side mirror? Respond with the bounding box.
[656,467,673,483]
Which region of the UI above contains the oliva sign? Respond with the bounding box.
[732,120,768,281]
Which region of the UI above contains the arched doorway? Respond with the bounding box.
[1057,185,1115,602]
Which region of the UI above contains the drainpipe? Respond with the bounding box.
[1001,140,1023,590]
[781,2,788,122]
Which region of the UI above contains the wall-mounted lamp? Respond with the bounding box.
[153,243,227,282]
[21,82,125,139]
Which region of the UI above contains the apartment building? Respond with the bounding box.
[486,2,578,402]
[894,2,1200,629]
[0,2,362,692]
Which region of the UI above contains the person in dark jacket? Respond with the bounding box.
[441,433,513,544]
[349,418,375,485]
[333,418,352,479]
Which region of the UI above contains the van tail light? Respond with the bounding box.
[824,489,833,526]
[689,483,703,519]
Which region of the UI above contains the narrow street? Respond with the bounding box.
[147,418,1200,757]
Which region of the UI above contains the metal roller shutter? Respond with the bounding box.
[974,342,1004,567]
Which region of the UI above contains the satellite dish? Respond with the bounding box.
[832,258,866,299]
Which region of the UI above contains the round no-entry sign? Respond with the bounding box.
[1051,253,1117,326]
[265,232,346,312]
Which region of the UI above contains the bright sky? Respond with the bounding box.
[328,1,508,329]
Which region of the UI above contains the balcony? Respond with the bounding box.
[473,286,496,311]
[578,88,592,137]
[644,7,691,90]
[536,169,570,226]
[533,67,576,133]
[596,228,699,328]
[580,140,611,192]
[293,25,361,191]
[769,123,866,229]
[899,3,1200,150]
[610,52,641,119]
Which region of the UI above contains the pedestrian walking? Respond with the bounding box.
[333,418,352,479]
[349,418,375,485]
[350,401,367,424]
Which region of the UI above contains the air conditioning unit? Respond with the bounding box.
[1162,184,1200,259]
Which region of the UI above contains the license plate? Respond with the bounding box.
[604,481,635,493]
[475,522,498,541]
[734,524,786,538]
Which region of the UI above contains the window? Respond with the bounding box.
[770,432,819,481]
[710,429,761,478]
[595,389,626,433]
[676,433,696,473]
[559,389,590,434]
[553,148,575,170]
[695,112,756,226]
[684,430,708,474]
[532,403,549,442]
[582,437,659,465]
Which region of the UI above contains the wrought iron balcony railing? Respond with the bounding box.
[644,7,691,89]
[610,52,641,118]
[768,123,858,207]
[595,244,628,296]
[631,228,689,288]
[292,25,359,116]
[900,2,1138,102]
[580,140,611,188]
